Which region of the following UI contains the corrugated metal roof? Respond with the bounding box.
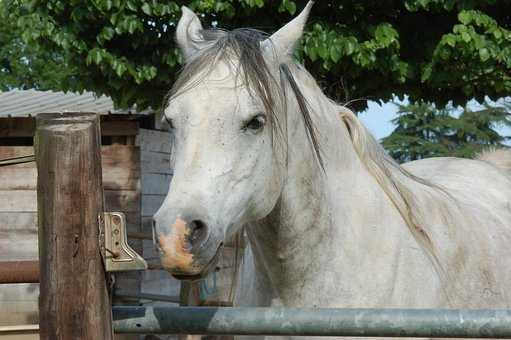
[0,89,151,117]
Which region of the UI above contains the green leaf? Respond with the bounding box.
[141,3,152,16]
[105,0,113,11]
[285,1,296,15]
[330,44,342,63]
[421,64,432,82]
[317,43,328,59]
[479,48,490,62]
[444,34,456,47]
[492,29,502,40]
[87,48,103,65]
[147,66,157,79]
[458,11,471,25]
[374,23,397,46]
[113,60,127,77]
[126,17,139,34]
[461,31,471,43]
[344,39,356,55]
[126,0,137,12]
[100,26,115,41]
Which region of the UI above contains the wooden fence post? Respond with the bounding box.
[36,113,113,340]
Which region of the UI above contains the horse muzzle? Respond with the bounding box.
[156,217,222,280]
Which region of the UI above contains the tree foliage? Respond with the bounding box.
[1,0,511,110]
[382,100,510,162]
[0,2,73,90]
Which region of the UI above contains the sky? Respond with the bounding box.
[358,101,399,140]
[358,98,511,143]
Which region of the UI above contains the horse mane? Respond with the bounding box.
[339,107,452,281]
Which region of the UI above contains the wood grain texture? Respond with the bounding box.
[0,229,38,261]
[35,113,113,340]
[136,128,171,153]
[0,118,139,137]
[141,194,166,216]
[0,147,34,169]
[141,151,172,174]
[0,191,36,212]
[0,212,37,231]
[141,173,172,195]
[0,282,39,327]
[0,145,140,190]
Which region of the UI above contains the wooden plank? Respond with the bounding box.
[0,167,141,191]
[0,191,37,212]
[101,120,139,137]
[141,173,172,195]
[0,212,37,231]
[0,231,38,261]
[141,194,165,216]
[101,145,140,169]
[0,283,39,330]
[0,214,38,261]
[0,145,140,170]
[141,216,153,233]
[0,282,39,338]
[142,269,181,297]
[0,147,35,168]
[0,118,34,138]
[36,112,113,340]
[0,148,140,190]
[0,213,138,261]
[0,168,36,190]
[0,191,139,215]
[0,118,139,137]
[104,190,140,213]
[103,168,140,191]
[141,151,172,174]
[136,128,171,153]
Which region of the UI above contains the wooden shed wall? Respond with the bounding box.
[135,129,181,300]
[0,144,142,326]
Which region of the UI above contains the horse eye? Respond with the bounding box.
[243,114,266,132]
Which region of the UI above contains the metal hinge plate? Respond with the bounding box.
[104,212,148,272]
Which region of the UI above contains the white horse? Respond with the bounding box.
[153,2,511,339]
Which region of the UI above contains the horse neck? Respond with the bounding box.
[245,66,404,304]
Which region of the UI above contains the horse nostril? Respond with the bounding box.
[188,219,208,248]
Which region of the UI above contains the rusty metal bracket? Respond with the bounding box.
[104,212,147,272]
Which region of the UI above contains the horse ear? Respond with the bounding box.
[176,6,204,60]
[262,1,314,57]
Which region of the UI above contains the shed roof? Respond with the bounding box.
[0,89,151,117]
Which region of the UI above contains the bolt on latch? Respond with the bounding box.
[103,212,148,272]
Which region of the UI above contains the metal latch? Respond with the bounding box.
[104,212,147,272]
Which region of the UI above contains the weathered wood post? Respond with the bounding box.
[35,113,113,340]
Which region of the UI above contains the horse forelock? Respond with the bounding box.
[163,27,323,170]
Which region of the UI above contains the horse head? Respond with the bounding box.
[152,2,315,279]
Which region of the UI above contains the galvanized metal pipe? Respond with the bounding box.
[113,307,511,338]
[0,261,39,284]
[0,324,39,335]
[115,290,180,303]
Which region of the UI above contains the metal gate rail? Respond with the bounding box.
[113,306,511,338]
